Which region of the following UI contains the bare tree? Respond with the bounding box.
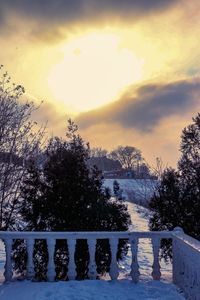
[149,157,167,180]
[128,157,167,207]
[109,145,142,173]
[0,67,46,230]
[90,147,108,157]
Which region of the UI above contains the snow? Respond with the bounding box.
[0,201,185,299]
[104,179,158,206]
[0,280,184,300]
[118,203,172,281]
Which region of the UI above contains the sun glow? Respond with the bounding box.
[48,33,144,112]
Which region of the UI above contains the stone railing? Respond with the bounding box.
[0,228,200,299]
[172,228,200,300]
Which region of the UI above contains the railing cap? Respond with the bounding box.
[173,227,184,233]
[0,230,173,240]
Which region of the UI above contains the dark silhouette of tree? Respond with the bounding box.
[109,146,142,173]
[149,113,200,258]
[113,180,123,201]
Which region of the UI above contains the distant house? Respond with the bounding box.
[88,156,155,179]
[103,169,127,179]
[125,170,135,178]
[138,163,150,179]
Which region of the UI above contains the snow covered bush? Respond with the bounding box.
[13,120,131,280]
[113,180,123,201]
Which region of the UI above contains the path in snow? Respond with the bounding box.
[120,202,172,281]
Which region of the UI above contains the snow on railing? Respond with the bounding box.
[0,229,200,299]
[172,227,200,300]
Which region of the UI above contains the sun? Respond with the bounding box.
[48,32,144,113]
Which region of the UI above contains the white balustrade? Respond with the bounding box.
[47,238,56,282]
[130,237,140,283]
[151,237,161,280]
[88,239,97,279]
[1,228,200,299]
[109,238,119,280]
[26,238,34,279]
[172,228,200,299]
[4,238,13,282]
[67,239,76,280]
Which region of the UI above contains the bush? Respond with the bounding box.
[149,113,200,259]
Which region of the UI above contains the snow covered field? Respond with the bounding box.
[104,179,157,206]
[0,202,185,299]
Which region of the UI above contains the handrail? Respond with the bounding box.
[172,227,200,299]
[0,230,173,239]
[172,231,200,253]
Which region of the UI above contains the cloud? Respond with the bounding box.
[78,118,185,167]
[24,77,200,167]
[0,0,177,21]
[0,0,178,40]
[76,79,200,132]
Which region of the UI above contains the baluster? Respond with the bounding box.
[47,238,56,281]
[172,227,184,285]
[88,239,97,279]
[130,237,140,283]
[151,237,161,280]
[109,238,119,280]
[4,238,13,282]
[26,238,34,279]
[172,238,178,284]
[67,239,76,280]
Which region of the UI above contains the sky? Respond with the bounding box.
[0,0,200,166]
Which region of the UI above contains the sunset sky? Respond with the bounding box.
[0,0,200,166]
